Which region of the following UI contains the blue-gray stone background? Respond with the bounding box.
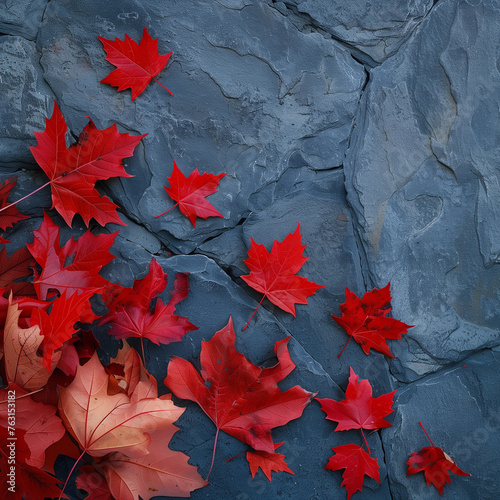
[1,0,499,498]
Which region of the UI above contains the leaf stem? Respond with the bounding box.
[361,428,370,454]
[152,77,173,96]
[58,448,86,500]
[337,335,352,358]
[418,420,435,447]
[155,202,178,219]
[140,337,146,367]
[0,180,52,214]
[242,295,265,331]
[0,387,44,404]
[225,449,246,463]
[205,427,220,482]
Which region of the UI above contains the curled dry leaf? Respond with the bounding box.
[407,421,470,496]
[3,295,60,389]
[107,340,157,401]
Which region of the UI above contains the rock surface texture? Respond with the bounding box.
[0,0,498,499]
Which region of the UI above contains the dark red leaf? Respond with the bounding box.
[407,421,470,496]
[0,245,36,297]
[76,465,113,500]
[165,317,313,454]
[99,258,198,346]
[0,387,67,499]
[407,446,470,496]
[332,283,413,358]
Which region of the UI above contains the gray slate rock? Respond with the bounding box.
[344,0,500,382]
[275,0,435,65]
[36,0,364,251]
[0,0,47,40]
[0,36,54,168]
[383,347,500,499]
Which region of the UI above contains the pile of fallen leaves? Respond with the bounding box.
[0,26,470,500]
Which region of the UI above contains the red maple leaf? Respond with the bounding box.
[165,317,313,477]
[27,212,116,304]
[241,223,324,329]
[332,283,413,358]
[29,101,146,227]
[99,26,173,100]
[0,176,29,240]
[246,442,293,481]
[325,444,380,500]
[316,367,396,452]
[73,330,101,364]
[155,160,226,227]
[31,289,97,370]
[407,421,470,495]
[0,245,36,297]
[99,258,198,360]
